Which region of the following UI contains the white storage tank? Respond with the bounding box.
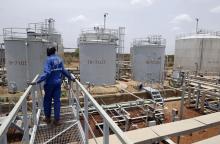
[131,35,166,83]
[48,33,64,55]
[4,37,48,91]
[0,43,5,67]
[78,27,119,85]
[174,32,220,73]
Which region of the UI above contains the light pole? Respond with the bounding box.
[104,13,108,30]
[195,18,199,34]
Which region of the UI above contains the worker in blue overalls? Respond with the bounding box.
[30,46,75,126]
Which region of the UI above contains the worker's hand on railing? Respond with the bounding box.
[27,82,37,85]
[71,75,76,82]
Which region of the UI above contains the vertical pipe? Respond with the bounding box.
[187,87,192,107]
[200,92,206,114]
[25,40,30,84]
[195,84,201,109]
[196,18,199,34]
[178,73,186,144]
[22,99,29,143]
[179,74,186,120]
[103,119,109,144]
[84,94,89,144]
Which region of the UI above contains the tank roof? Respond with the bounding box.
[176,32,220,40]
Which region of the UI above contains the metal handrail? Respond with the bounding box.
[0,74,40,143]
[176,31,220,40]
[72,74,133,144]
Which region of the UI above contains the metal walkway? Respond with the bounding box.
[34,106,83,144]
[0,74,132,144]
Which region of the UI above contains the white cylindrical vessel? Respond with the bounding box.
[79,28,118,85]
[5,38,48,91]
[131,36,166,83]
[175,33,220,73]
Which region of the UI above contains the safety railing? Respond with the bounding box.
[0,74,43,144]
[176,30,220,40]
[3,28,28,39]
[79,27,119,44]
[132,35,166,47]
[69,74,133,144]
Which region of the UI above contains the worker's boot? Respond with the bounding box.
[53,120,62,126]
[43,117,51,124]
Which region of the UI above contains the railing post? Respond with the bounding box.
[0,132,7,144]
[76,84,80,120]
[67,81,73,105]
[22,98,29,143]
[84,93,89,144]
[32,86,37,125]
[103,119,109,144]
[38,84,43,110]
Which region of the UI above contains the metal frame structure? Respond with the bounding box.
[186,76,220,114]
[0,74,133,144]
[116,27,125,80]
[0,75,41,143]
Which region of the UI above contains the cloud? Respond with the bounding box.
[130,0,154,7]
[171,26,181,31]
[70,15,87,23]
[210,6,220,13]
[170,14,193,24]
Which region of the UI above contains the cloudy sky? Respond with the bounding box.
[0,0,220,54]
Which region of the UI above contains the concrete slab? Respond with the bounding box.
[126,128,159,143]
[89,128,159,144]
[150,119,205,138]
[89,112,220,144]
[89,135,122,144]
[193,135,220,144]
[194,112,220,126]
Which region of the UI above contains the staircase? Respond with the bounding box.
[143,87,164,106]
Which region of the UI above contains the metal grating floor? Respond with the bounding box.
[35,106,83,144]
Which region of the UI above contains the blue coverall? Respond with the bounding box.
[37,54,73,121]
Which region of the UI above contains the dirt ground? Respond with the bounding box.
[164,101,220,144]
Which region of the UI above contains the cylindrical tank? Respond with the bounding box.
[0,44,5,67]
[49,33,64,55]
[5,38,48,91]
[174,33,220,73]
[131,36,166,83]
[79,28,118,85]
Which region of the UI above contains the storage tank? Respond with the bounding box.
[0,43,5,67]
[4,37,48,91]
[131,35,166,83]
[49,33,64,55]
[78,27,119,85]
[174,32,220,74]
